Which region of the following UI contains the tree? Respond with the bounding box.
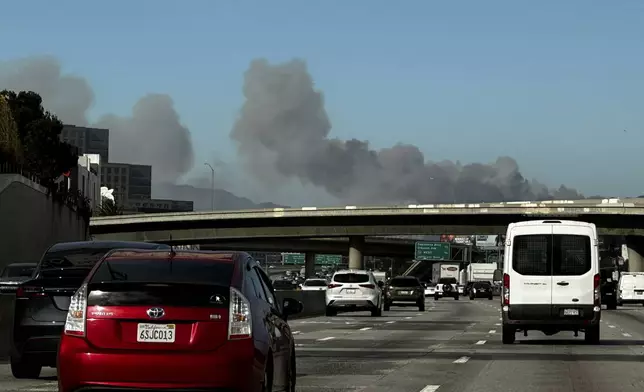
[0,90,78,182]
[0,94,22,164]
[97,199,124,216]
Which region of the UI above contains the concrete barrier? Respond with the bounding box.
[274,290,326,320]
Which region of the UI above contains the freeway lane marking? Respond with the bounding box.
[476,340,486,345]
[453,356,470,364]
[609,325,616,328]
[405,316,412,319]
[317,336,335,341]
[292,331,301,335]
[488,330,496,334]
[359,327,372,331]
[623,332,632,337]
[386,321,396,324]
[420,385,441,392]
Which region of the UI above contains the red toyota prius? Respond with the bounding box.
[57,249,302,392]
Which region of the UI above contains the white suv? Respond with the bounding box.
[501,220,601,344]
[325,270,383,316]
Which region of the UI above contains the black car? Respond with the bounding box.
[384,276,425,311]
[10,240,169,379]
[0,263,37,294]
[469,281,494,300]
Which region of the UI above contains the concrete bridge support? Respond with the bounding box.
[348,236,365,269]
[304,252,316,278]
[624,236,644,272]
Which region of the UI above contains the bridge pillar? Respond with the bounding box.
[624,236,644,272]
[304,252,316,278]
[348,236,365,269]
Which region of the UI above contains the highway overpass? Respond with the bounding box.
[90,198,644,242]
[89,198,644,271]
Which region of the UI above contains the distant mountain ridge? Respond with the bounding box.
[153,183,287,211]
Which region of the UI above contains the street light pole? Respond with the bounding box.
[204,162,215,210]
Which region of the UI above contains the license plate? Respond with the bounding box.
[563,309,579,316]
[137,323,176,343]
[346,289,356,294]
[399,291,409,295]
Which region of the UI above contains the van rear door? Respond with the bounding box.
[550,224,595,308]
[508,224,553,309]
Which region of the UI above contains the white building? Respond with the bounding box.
[73,154,102,211]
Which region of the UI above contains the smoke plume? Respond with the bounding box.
[0,55,194,183]
[231,58,583,204]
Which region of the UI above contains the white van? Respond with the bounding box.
[617,272,644,306]
[501,220,600,344]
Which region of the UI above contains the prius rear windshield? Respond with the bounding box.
[90,258,234,286]
[512,234,591,276]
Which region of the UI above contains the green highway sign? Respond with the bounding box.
[415,242,450,261]
[282,253,342,265]
[282,253,305,265]
[315,254,342,265]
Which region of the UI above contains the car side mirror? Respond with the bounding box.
[282,298,303,319]
[377,281,384,288]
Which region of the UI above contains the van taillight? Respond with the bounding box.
[502,273,510,305]
[64,283,88,337]
[593,273,600,306]
[16,286,45,298]
[228,287,252,340]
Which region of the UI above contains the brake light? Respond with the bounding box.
[64,283,88,337]
[328,283,341,289]
[593,273,600,306]
[502,273,510,305]
[359,284,375,289]
[228,287,251,340]
[16,286,46,298]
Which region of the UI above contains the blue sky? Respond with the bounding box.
[2,0,644,198]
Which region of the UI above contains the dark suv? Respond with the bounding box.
[469,281,494,300]
[384,276,425,311]
[10,240,169,378]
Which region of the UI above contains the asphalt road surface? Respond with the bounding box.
[3,299,644,391]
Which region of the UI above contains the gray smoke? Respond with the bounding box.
[231,58,583,204]
[0,55,194,183]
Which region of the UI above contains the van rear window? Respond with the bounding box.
[512,234,591,276]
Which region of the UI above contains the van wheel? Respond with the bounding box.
[10,356,41,379]
[384,303,390,311]
[488,296,493,300]
[607,301,617,310]
[585,325,600,345]
[502,325,515,344]
[325,306,337,317]
[418,301,425,311]
[434,295,439,301]
[454,295,459,300]
[371,304,382,317]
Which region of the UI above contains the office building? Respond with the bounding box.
[61,125,110,162]
[101,162,152,203]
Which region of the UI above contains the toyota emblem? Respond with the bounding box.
[146,307,165,319]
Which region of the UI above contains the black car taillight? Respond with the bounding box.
[16,286,46,299]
